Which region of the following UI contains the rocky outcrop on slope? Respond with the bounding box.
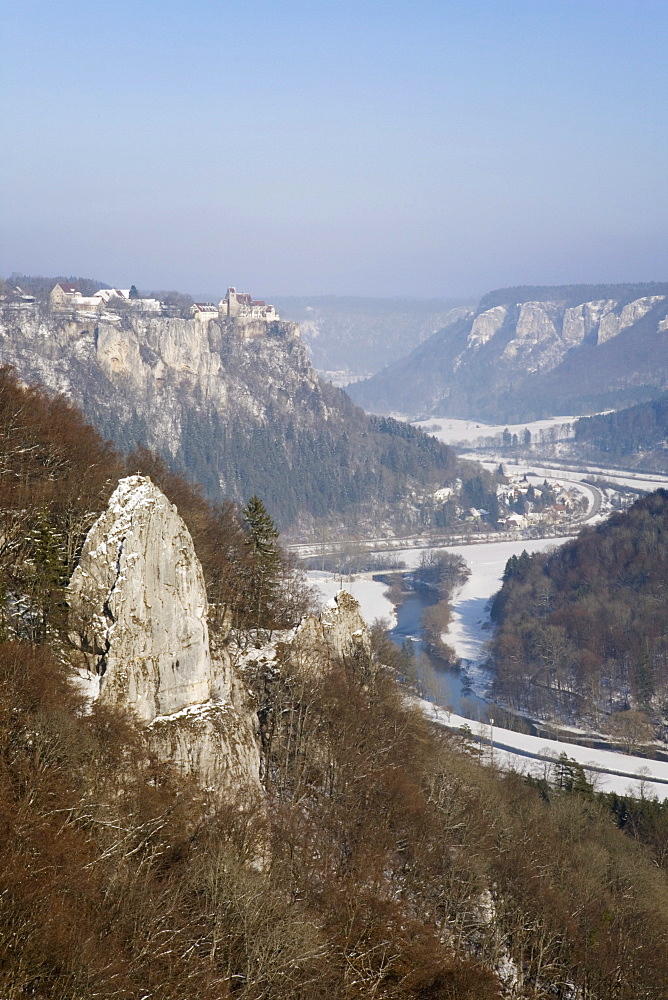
[69,475,262,799]
[290,590,373,679]
[349,284,668,421]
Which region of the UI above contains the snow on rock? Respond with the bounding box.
[69,475,262,799]
[597,295,667,344]
[466,305,508,349]
[148,700,262,798]
[292,590,373,678]
[308,571,397,628]
[69,475,220,720]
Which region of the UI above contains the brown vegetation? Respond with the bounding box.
[2,368,668,997]
[0,367,310,646]
[4,629,668,997]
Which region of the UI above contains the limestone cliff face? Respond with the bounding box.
[0,303,460,535]
[349,287,668,421]
[69,475,262,799]
[0,306,318,503]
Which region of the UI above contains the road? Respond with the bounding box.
[289,470,605,558]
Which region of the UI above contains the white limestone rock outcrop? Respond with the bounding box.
[69,475,262,799]
[349,288,668,420]
[70,475,219,719]
[288,590,374,680]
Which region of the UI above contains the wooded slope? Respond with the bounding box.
[489,490,668,729]
[2,372,668,997]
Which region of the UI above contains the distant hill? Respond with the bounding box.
[570,394,668,471]
[477,282,668,311]
[348,283,668,421]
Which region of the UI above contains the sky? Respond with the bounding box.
[1,0,666,298]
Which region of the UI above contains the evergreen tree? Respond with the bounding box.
[128,284,140,299]
[243,495,281,627]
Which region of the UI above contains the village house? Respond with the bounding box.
[93,288,161,312]
[49,283,102,312]
[49,283,161,314]
[191,302,219,320]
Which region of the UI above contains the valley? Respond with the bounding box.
[2,284,668,996]
[307,449,668,800]
[7,2,668,992]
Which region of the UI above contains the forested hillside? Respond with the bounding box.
[0,366,310,646]
[2,370,668,997]
[573,394,668,470]
[489,490,668,730]
[0,283,473,537]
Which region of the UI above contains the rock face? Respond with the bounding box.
[69,476,262,799]
[292,591,373,676]
[70,476,217,719]
[0,308,307,504]
[0,303,458,532]
[349,284,668,421]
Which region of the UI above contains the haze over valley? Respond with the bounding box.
[2,1,668,996]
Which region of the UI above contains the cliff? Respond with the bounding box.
[348,283,668,421]
[0,303,459,533]
[69,475,262,799]
[67,474,379,799]
[290,590,374,680]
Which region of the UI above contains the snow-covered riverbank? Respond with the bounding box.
[424,701,668,801]
[370,538,556,697]
[309,539,668,801]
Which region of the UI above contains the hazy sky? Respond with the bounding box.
[1,0,666,298]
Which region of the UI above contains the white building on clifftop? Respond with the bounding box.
[49,283,161,313]
[220,287,279,323]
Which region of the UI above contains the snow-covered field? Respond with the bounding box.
[413,415,578,446]
[308,571,397,627]
[410,413,668,494]
[424,701,668,800]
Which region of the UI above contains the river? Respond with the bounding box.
[310,537,558,722]
[388,585,489,718]
[309,529,668,798]
[379,537,558,718]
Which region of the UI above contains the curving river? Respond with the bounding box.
[388,584,489,717]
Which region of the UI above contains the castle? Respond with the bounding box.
[218,287,279,322]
